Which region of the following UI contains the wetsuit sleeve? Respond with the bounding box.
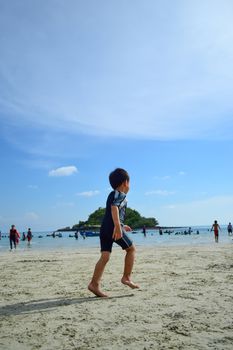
[111,191,126,207]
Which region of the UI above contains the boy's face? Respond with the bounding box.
[123,180,130,193]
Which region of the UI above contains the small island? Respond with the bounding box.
[57,207,159,232]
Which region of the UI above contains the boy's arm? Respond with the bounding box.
[111,205,122,240]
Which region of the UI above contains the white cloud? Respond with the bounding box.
[0,1,233,141]
[178,171,186,176]
[49,166,78,177]
[145,190,176,196]
[76,190,100,197]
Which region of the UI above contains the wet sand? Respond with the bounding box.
[0,243,233,349]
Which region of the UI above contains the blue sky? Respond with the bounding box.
[1,0,233,232]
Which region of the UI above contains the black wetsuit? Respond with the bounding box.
[100,190,133,252]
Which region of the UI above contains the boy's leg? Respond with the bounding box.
[88,251,111,297]
[121,245,139,289]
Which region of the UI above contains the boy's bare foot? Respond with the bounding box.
[88,282,108,297]
[121,277,139,289]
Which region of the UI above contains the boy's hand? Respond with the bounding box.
[123,225,132,232]
[112,225,122,240]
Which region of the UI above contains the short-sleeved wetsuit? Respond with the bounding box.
[100,190,133,252]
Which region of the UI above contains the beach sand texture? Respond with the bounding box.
[0,244,233,350]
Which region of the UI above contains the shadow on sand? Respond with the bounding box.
[0,294,134,316]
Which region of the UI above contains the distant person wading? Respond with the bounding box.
[211,220,221,243]
[9,225,20,250]
[227,222,232,236]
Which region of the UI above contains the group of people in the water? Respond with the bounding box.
[1,220,232,250]
[211,221,232,243]
[6,225,33,250]
[141,221,233,243]
[142,226,198,236]
[46,231,85,239]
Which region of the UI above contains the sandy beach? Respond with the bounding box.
[0,243,233,350]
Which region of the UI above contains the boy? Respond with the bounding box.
[88,168,139,297]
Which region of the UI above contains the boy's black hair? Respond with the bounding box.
[109,168,130,190]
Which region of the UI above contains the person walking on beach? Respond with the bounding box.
[227,222,232,236]
[211,220,221,243]
[88,168,139,297]
[9,225,20,250]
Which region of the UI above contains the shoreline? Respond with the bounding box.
[1,228,232,254]
[0,238,232,255]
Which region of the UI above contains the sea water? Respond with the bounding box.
[0,226,232,252]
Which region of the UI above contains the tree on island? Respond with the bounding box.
[71,207,158,231]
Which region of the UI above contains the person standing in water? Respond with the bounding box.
[27,228,32,246]
[211,220,221,243]
[9,225,20,250]
[227,222,232,236]
[142,225,146,237]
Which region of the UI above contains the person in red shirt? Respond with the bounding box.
[9,225,20,250]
